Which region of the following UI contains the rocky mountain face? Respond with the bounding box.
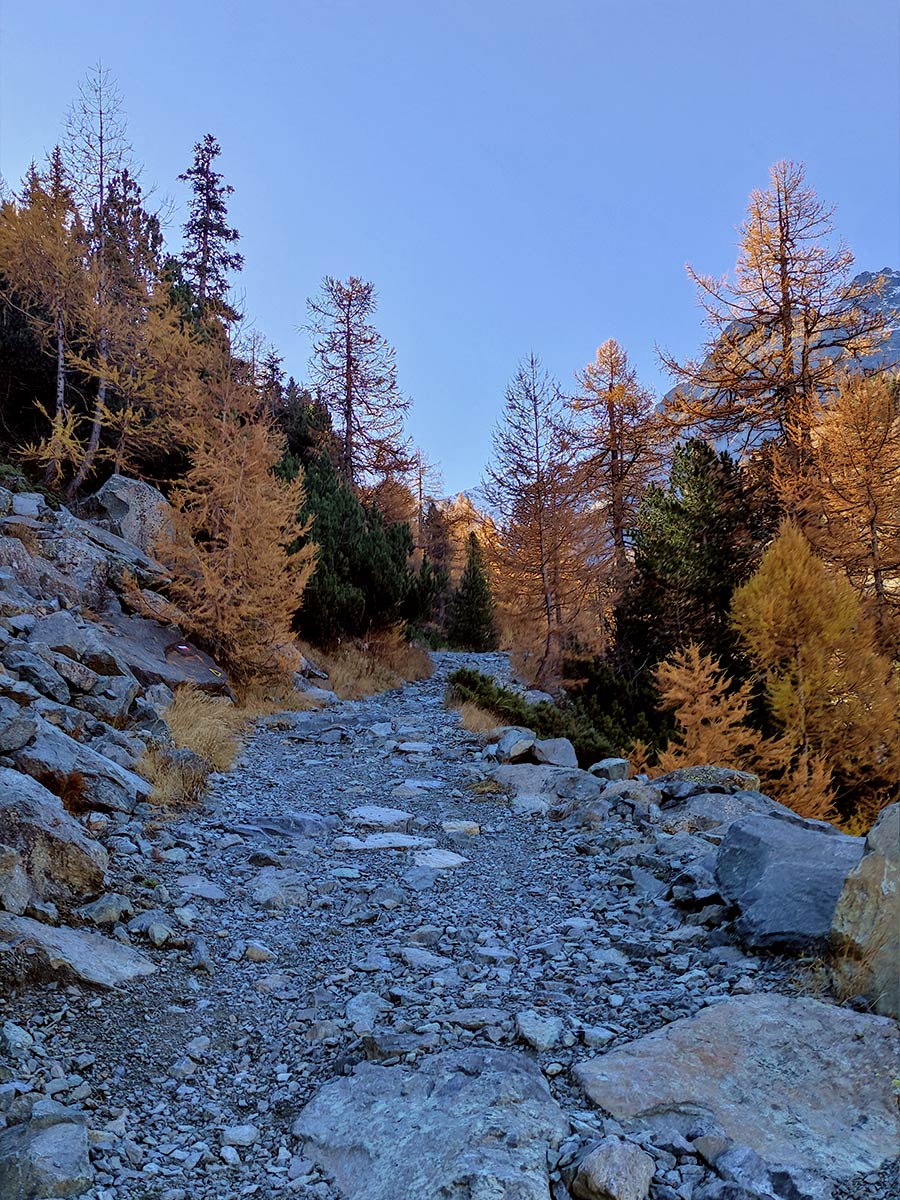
[0,642,896,1200]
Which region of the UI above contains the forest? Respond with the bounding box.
[2,66,897,835]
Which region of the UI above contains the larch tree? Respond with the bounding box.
[178,134,244,321]
[805,373,900,642]
[305,275,410,488]
[572,338,663,580]
[484,354,592,682]
[0,149,89,482]
[663,161,887,476]
[731,520,900,821]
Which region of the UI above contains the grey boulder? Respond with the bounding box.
[574,993,899,1184]
[715,812,864,951]
[14,717,150,813]
[293,1048,569,1200]
[77,473,172,555]
[0,911,155,988]
[0,1106,92,1199]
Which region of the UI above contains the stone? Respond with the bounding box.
[78,473,173,555]
[589,758,630,781]
[396,741,434,755]
[14,718,150,813]
[574,993,900,1182]
[0,844,29,915]
[2,645,70,704]
[496,727,537,762]
[221,1124,259,1147]
[516,1008,564,1051]
[334,832,435,852]
[0,768,108,903]
[413,848,468,870]
[571,1136,655,1200]
[831,802,900,1018]
[715,813,864,951]
[248,868,309,909]
[346,991,391,1034]
[293,1048,569,1200]
[654,766,761,803]
[347,804,414,833]
[78,892,134,926]
[660,789,790,836]
[0,911,156,988]
[48,653,100,693]
[177,874,227,901]
[28,610,122,672]
[0,1112,92,1199]
[441,819,480,835]
[533,737,578,767]
[0,695,37,754]
[83,609,230,693]
[443,1007,507,1030]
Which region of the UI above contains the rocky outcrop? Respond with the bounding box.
[574,993,900,1186]
[293,1048,569,1200]
[74,472,173,556]
[0,769,107,908]
[831,803,900,1017]
[715,813,864,951]
[0,1102,93,1199]
[0,911,155,988]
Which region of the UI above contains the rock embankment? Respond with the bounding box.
[1,650,897,1200]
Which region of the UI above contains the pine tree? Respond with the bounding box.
[447,534,499,651]
[663,161,886,474]
[615,440,769,672]
[731,520,900,819]
[305,275,410,487]
[178,134,243,321]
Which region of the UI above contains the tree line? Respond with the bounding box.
[474,160,897,831]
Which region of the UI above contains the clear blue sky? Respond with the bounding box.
[2,1,898,493]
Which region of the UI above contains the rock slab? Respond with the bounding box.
[0,912,156,988]
[831,802,900,1018]
[293,1047,569,1199]
[574,993,900,1182]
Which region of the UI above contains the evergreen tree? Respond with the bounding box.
[447,534,499,651]
[178,134,243,321]
[616,440,770,672]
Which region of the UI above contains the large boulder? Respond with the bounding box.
[661,789,795,838]
[91,610,229,693]
[14,717,150,813]
[0,769,108,907]
[574,993,900,1185]
[292,1048,569,1200]
[0,1106,92,1199]
[1,645,70,704]
[27,610,127,675]
[77,474,173,556]
[831,803,900,1018]
[0,912,155,988]
[715,812,864,951]
[0,695,37,754]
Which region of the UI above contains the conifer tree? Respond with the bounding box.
[663,161,886,474]
[731,520,900,818]
[305,275,410,487]
[447,533,499,651]
[803,373,900,641]
[159,365,315,690]
[178,133,243,321]
[572,338,662,579]
[0,149,89,481]
[484,354,592,682]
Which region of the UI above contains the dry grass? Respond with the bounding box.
[298,628,433,701]
[139,685,249,806]
[450,700,501,736]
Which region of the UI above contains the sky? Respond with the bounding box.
[2,0,899,493]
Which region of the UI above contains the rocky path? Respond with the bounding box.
[2,652,898,1200]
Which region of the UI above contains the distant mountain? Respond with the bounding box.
[662,267,900,453]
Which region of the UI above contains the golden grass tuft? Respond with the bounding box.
[450,700,501,736]
[139,685,249,806]
[297,628,433,701]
